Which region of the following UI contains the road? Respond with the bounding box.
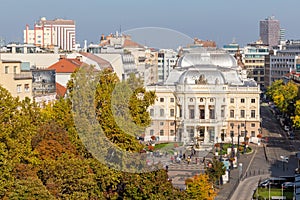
[230,104,299,200]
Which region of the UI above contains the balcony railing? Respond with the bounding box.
[14,72,32,80]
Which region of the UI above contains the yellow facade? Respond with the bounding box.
[0,60,33,100]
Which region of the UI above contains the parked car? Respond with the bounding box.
[282,182,295,189]
[258,179,270,187]
[259,177,287,188]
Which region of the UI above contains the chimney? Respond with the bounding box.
[76,56,82,62]
[59,54,66,60]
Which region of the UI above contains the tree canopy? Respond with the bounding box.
[0,67,199,199]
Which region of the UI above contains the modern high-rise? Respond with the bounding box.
[24,17,76,51]
[259,16,280,47]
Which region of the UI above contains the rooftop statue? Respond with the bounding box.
[195,74,207,84]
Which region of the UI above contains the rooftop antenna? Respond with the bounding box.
[119,25,122,36]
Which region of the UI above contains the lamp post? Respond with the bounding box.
[244,129,248,154]
[237,124,240,159]
[220,129,224,161]
[230,125,234,169]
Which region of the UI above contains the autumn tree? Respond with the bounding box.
[185,174,217,200]
[267,80,298,115]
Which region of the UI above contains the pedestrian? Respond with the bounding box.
[195,157,198,164]
[183,153,186,160]
[171,156,174,163]
[166,165,169,172]
[187,156,191,165]
[202,157,205,163]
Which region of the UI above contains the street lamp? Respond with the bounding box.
[244,119,248,154]
[220,129,225,161]
[244,130,248,154]
[230,124,235,169]
[237,124,240,159]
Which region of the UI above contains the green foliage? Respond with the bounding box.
[0,68,189,199]
[94,68,146,152]
[205,157,226,186]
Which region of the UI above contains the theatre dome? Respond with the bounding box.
[178,67,226,85]
[177,49,237,68]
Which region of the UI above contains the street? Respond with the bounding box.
[230,103,299,200]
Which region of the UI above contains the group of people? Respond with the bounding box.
[170,147,201,165]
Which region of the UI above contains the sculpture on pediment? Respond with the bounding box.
[195,74,207,84]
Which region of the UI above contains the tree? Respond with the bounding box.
[205,157,226,186]
[267,80,298,115]
[185,174,216,200]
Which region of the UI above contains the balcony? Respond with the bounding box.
[14,72,32,80]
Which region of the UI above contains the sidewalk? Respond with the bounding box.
[214,144,259,200]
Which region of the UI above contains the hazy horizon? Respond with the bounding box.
[1,0,300,48]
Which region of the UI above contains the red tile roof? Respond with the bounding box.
[56,82,67,98]
[48,58,83,73]
[123,39,144,48]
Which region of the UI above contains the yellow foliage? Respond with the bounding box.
[186,174,217,200]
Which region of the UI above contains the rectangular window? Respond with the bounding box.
[170,109,175,117]
[170,130,175,136]
[230,110,234,118]
[160,130,164,136]
[251,123,255,127]
[251,131,255,137]
[199,106,205,119]
[209,106,215,119]
[189,106,195,119]
[24,84,30,92]
[240,110,245,118]
[160,109,164,117]
[170,122,175,126]
[5,66,9,74]
[230,98,234,103]
[14,66,17,74]
[240,131,245,137]
[251,99,255,103]
[170,98,175,102]
[160,98,164,102]
[251,110,255,118]
[17,84,22,93]
[150,130,154,135]
[241,98,245,103]
[187,126,194,138]
[150,109,154,117]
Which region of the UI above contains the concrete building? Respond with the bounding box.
[24,17,76,51]
[0,59,33,100]
[265,40,300,87]
[145,48,261,148]
[259,16,280,47]
[223,42,242,56]
[243,40,269,89]
[157,49,178,83]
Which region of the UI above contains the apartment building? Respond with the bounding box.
[0,59,32,100]
[24,17,76,51]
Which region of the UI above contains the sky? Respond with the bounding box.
[1,0,300,49]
